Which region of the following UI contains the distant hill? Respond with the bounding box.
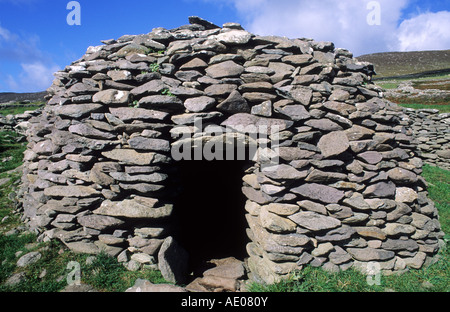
[0,92,47,104]
[357,50,450,79]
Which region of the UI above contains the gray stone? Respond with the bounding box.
[94,198,172,219]
[54,104,103,119]
[381,239,419,251]
[128,137,170,152]
[93,89,130,105]
[17,252,42,267]
[216,90,250,113]
[275,104,311,121]
[358,151,383,164]
[387,168,418,184]
[289,211,341,232]
[317,131,350,157]
[221,113,294,133]
[44,186,100,198]
[363,181,396,198]
[77,215,124,231]
[291,183,345,204]
[101,149,161,165]
[205,60,244,79]
[158,237,189,284]
[260,206,297,233]
[305,119,343,131]
[346,247,395,261]
[262,164,307,180]
[184,96,216,113]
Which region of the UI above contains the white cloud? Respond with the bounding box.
[395,11,450,51]
[5,62,59,92]
[209,0,449,55]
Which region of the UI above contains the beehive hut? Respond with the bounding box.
[19,17,444,287]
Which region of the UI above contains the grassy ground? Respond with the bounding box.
[375,74,450,113]
[357,50,450,79]
[0,103,43,116]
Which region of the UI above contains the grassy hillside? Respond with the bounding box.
[357,50,450,79]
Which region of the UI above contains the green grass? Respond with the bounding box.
[250,164,450,293]
[398,103,450,113]
[0,131,26,173]
[378,82,399,90]
[0,103,43,116]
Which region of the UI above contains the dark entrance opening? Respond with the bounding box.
[172,160,251,278]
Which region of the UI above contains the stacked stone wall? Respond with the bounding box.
[19,17,444,284]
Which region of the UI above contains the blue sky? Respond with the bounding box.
[0,0,449,92]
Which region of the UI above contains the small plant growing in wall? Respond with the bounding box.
[149,63,160,73]
[129,100,139,108]
[161,88,175,97]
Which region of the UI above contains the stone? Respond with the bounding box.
[262,164,307,180]
[345,125,375,141]
[130,80,166,97]
[346,247,395,261]
[205,60,244,79]
[316,226,356,242]
[382,223,416,236]
[329,246,352,265]
[158,237,189,284]
[17,252,42,267]
[363,181,396,198]
[358,151,383,165]
[221,113,294,133]
[93,89,130,105]
[381,239,419,251]
[265,203,300,216]
[44,186,100,198]
[101,149,160,165]
[77,215,124,231]
[353,226,387,240]
[216,90,250,113]
[275,104,311,121]
[69,124,116,140]
[297,200,327,215]
[260,206,297,233]
[94,198,172,219]
[251,100,272,117]
[291,183,345,204]
[323,101,357,116]
[305,169,347,183]
[54,104,103,119]
[305,119,343,132]
[317,131,350,157]
[395,187,418,203]
[128,137,170,152]
[184,96,216,113]
[138,95,183,111]
[312,242,334,257]
[288,211,341,232]
[387,168,418,184]
[216,30,252,45]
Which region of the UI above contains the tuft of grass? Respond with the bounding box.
[0,103,43,116]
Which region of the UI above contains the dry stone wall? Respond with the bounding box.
[19,17,444,284]
[403,108,450,170]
